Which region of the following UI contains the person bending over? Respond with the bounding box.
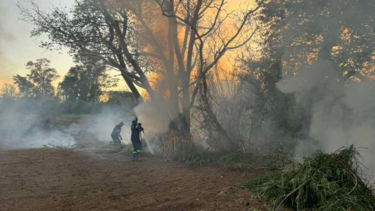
[111,122,124,147]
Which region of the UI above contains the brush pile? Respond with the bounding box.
[242,145,375,211]
[162,130,187,157]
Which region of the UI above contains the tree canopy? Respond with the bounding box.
[58,61,118,102]
[14,58,59,98]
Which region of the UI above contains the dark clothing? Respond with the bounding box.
[111,124,122,146]
[111,135,121,146]
[132,139,142,152]
[111,125,122,136]
[131,120,144,154]
[131,121,143,141]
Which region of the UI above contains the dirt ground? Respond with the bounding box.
[0,149,273,211]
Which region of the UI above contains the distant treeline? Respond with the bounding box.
[0,58,136,115]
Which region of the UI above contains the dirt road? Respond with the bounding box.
[0,149,271,211]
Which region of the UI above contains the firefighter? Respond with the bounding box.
[131,117,144,161]
[111,122,124,146]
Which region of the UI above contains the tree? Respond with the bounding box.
[20,0,262,137]
[0,84,18,103]
[235,0,375,151]
[13,75,35,98]
[247,0,375,129]
[19,0,150,102]
[259,0,375,81]
[105,90,136,106]
[156,0,262,135]
[14,58,59,98]
[27,58,59,97]
[59,61,118,102]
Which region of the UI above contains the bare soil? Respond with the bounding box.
[0,149,273,211]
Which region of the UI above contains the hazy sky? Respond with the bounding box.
[0,0,252,90]
[0,0,75,88]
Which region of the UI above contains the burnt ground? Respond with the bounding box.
[0,149,276,211]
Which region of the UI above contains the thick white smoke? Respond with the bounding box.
[278,61,375,178]
[0,97,135,150]
[0,99,77,149]
[133,100,171,154]
[84,105,133,144]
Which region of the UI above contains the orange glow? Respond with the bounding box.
[0,0,258,97]
[133,0,258,99]
[0,79,13,90]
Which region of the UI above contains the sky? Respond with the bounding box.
[0,0,75,88]
[0,0,252,90]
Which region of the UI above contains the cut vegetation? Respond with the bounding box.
[242,145,375,211]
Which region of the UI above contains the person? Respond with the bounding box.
[131,117,144,161]
[111,122,124,147]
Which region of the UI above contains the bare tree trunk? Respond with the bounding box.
[166,6,179,120]
[181,75,191,134]
[117,54,143,103]
[99,0,157,100]
[121,73,142,103]
[180,0,203,136]
[200,71,236,151]
[169,78,179,119]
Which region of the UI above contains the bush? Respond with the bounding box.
[59,100,103,114]
[242,145,375,211]
[174,141,289,169]
[173,142,227,167]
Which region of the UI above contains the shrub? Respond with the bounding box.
[242,145,375,211]
[174,141,289,169]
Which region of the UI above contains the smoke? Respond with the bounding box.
[0,98,76,149]
[86,105,133,144]
[0,5,79,149]
[265,0,375,181]
[278,60,375,177]
[133,100,171,154]
[0,97,136,150]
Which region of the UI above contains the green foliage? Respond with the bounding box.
[242,146,375,211]
[55,114,89,126]
[174,142,289,170]
[13,75,35,98]
[173,142,227,167]
[13,59,59,98]
[59,100,103,114]
[105,91,135,106]
[259,0,375,78]
[58,62,118,103]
